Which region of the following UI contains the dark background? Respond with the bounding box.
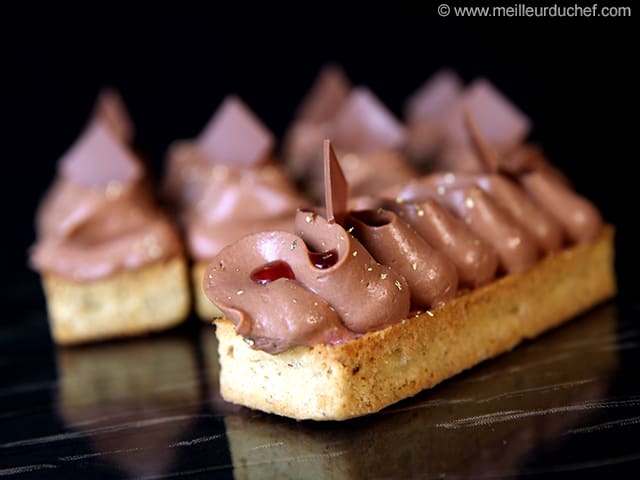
[4,1,637,299]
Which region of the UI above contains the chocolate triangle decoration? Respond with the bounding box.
[331,87,406,153]
[198,95,275,167]
[464,109,501,172]
[324,140,348,225]
[60,121,142,187]
[91,87,135,143]
[296,64,351,123]
[405,69,463,123]
[442,78,531,150]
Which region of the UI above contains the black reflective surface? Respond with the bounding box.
[1,275,639,479]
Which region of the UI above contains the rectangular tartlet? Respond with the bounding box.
[215,226,615,420]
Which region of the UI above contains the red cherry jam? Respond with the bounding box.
[250,260,296,285]
[308,249,339,269]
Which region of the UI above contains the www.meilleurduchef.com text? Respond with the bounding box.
[437,3,631,18]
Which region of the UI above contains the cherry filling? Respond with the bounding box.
[250,260,296,285]
[308,249,339,269]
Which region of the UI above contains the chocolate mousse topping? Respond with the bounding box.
[521,170,602,242]
[294,210,411,333]
[440,186,540,274]
[472,174,564,252]
[203,207,412,353]
[203,231,356,354]
[389,197,499,288]
[346,209,458,307]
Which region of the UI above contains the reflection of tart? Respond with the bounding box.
[224,303,618,478]
[30,118,190,345]
[207,132,615,420]
[56,336,201,477]
[165,96,305,320]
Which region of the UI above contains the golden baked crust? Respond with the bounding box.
[215,226,616,420]
[43,256,191,345]
[193,260,224,320]
[223,303,618,476]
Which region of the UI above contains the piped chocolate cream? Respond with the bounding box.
[387,170,541,275]
[165,96,306,261]
[31,122,182,281]
[346,209,458,307]
[461,111,601,244]
[387,197,499,288]
[521,170,602,242]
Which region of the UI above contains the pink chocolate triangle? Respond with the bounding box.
[464,109,501,172]
[331,87,406,153]
[405,69,463,123]
[442,78,532,150]
[92,87,135,143]
[60,121,142,187]
[197,96,275,167]
[296,64,351,123]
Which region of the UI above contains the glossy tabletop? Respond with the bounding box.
[1,277,639,479]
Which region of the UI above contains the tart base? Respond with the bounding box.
[193,260,224,321]
[215,226,616,421]
[43,257,191,345]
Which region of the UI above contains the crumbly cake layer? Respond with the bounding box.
[215,226,615,421]
[43,257,191,345]
[193,260,224,321]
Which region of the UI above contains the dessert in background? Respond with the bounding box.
[330,88,417,198]
[30,103,190,345]
[284,65,417,200]
[404,69,463,167]
[283,64,352,182]
[404,70,539,174]
[165,95,306,320]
